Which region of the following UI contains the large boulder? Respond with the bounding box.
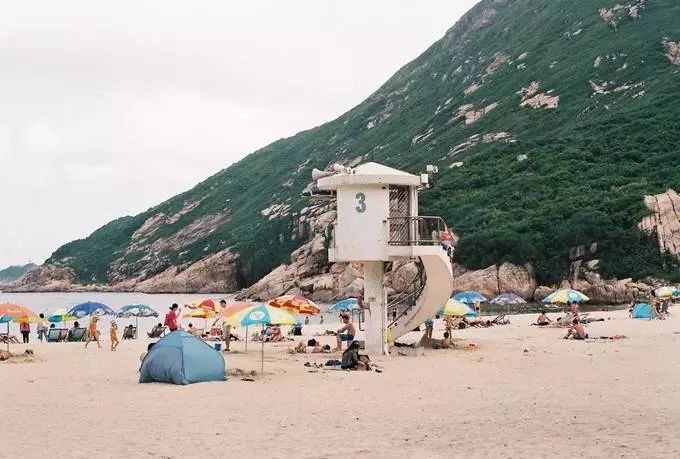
[389,262,419,292]
[452,265,499,298]
[6,265,79,292]
[497,262,536,300]
[533,286,555,302]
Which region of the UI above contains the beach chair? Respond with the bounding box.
[68,328,87,342]
[50,328,68,342]
[1,333,20,344]
[491,314,510,325]
[122,326,136,340]
[147,326,166,338]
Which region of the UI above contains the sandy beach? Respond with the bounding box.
[3,308,680,459]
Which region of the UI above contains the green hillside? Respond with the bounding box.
[48,0,680,287]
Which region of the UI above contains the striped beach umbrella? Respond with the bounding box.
[542,289,589,304]
[185,298,221,313]
[438,299,477,317]
[0,303,39,351]
[117,304,159,339]
[490,293,527,305]
[269,295,320,315]
[655,287,675,299]
[231,304,297,373]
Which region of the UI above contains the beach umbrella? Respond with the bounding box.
[542,289,589,304]
[117,304,159,338]
[0,303,39,351]
[47,308,77,328]
[452,291,488,304]
[185,298,221,313]
[219,301,257,319]
[269,294,320,315]
[183,308,217,319]
[438,299,477,317]
[655,287,675,298]
[329,298,360,312]
[235,303,297,374]
[220,302,257,351]
[490,293,527,305]
[66,301,116,318]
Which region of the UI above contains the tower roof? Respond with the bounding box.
[318,162,423,189]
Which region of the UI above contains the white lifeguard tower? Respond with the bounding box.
[316,162,453,355]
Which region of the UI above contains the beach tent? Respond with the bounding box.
[631,303,656,319]
[139,331,225,385]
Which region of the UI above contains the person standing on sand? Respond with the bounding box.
[334,316,356,351]
[165,304,179,332]
[220,300,231,351]
[319,315,324,325]
[20,321,30,344]
[110,320,119,351]
[85,316,101,348]
[37,314,48,342]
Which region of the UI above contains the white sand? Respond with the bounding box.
[3,308,680,458]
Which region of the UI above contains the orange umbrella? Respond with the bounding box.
[0,303,39,322]
[0,303,39,351]
[269,295,320,315]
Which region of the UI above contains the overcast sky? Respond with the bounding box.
[0,0,479,268]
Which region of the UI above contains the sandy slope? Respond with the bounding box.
[3,309,680,459]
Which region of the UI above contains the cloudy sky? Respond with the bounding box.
[0,0,479,268]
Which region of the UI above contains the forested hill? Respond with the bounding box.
[44,0,680,289]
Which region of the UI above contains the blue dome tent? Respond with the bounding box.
[139,331,226,385]
[631,303,657,319]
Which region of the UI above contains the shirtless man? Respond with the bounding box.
[334,316,356,351]
[564,318,588,340]
[535,311,552,326]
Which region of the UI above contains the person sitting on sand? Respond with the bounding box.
[564,318,588,340]
[334,316,356,351]
[535,311,552,326]
[85,316,101,349]
[271,325,283,342]
[431,332,454,349]
[110,320,120,351]
[291,338,325,354]
[341,341,369,370]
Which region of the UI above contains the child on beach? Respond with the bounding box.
[85,316,101,349]
[110,320,119,351]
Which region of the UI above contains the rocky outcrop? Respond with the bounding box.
[498,262,536,300]
[639,189,680,256]
[451,265,500,298]
[533,286,555,302]
[452,262,536,300]
[663,40,680,66]
[5,265,81,292]
[121,250,239,293]
[239,235,364,302]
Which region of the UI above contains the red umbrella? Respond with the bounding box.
[269,295,320,315]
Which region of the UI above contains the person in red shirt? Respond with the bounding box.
[20,321,31,344]
[164,304,180,332]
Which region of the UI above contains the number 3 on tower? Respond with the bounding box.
[355,192,366,213]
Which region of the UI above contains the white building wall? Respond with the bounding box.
[335,185,389,261]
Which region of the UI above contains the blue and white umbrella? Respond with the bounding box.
[490,293,526,305]
[116,304,159,339]
[67,301,116,318]
[329,298,360,312]
[453,291,488,304]
[117,304,158,318]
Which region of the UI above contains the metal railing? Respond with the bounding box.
[387,257,427,329]
[388,216,448,246]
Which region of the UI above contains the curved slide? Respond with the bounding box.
[388,247,453,341]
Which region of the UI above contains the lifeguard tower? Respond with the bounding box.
[315,162,453,355]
